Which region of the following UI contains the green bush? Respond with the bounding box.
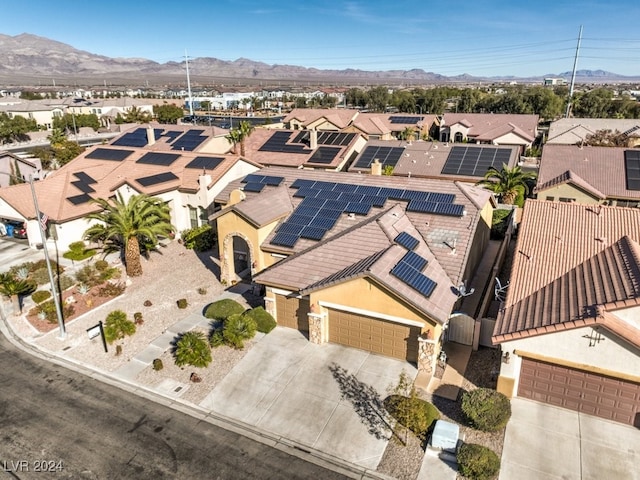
[181,224,216,251]
[98,282,126,297]
[243,307,276,333]
[457,443,501,480]
[94,259,109,271]
[152,358,164,371]
[57,274,75,291]
[35,300,75,324]
[62,241,96,261]
[31,290,51,304]
[204,298,245,321]
[177,298,188,309]
[103,310,136,344]
[490,209,512,240]
[461,388,511,432]
[209,330,225,347]
[384,394,441,440]
[221,313,256,349]
[174,331,212,367]
[75,264,100,287]
[31,267,52,285]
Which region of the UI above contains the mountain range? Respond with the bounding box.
[1,33,639,88]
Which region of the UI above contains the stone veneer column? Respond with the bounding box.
[264,297,276,318]
[307,313,325,345]
[417,336,437,376]
[221,234,232,285]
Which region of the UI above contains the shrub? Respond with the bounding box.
[94,259,109,271]
[491,209,512,240]
[115,345,123,356]
[180,224,216,252]
[209,330,225,347]
[103,310,136,344]
[31,290,52,304]
[457,443,501,480]
[174,331,212,368]
[134,312,144,325]
[222,313,256,349]
[243,307,276,333]
[98,282,126,297]
[152,358,164,371]
[75,264,101,287]
[461,388,511,432]
[177,298,188,309]
[63,241,96,261]
[197,287,207,295]
[31,267,52,285]
[35,299,75,323]
[204,299,245,321]
[57,274,75,291]
[144,300,152,307]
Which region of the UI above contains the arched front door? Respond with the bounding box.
[232,235,251,278]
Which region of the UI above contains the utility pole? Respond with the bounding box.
[565,25,583,118]
[185,50,194,121]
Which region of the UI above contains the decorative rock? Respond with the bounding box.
[190,372,202,383]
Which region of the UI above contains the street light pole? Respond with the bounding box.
[1,171,66,339]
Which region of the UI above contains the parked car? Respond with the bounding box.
[13,225,28,239]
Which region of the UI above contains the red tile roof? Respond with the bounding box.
[493,200,640,348]
[442,113,538,143]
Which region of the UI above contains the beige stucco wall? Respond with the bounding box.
[461,201,493,283]
[497,326,640,397]
[537,184,600,204]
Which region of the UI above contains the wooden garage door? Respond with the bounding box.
[329,309,420,362]
[518,358,640,426]
[275,295,309,332]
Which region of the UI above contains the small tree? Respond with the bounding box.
[174,331,212,368]
[103,310,136,344]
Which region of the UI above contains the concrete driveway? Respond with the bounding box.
[0,238,38,272]
[500,398,640,480]
[200,328,416,470]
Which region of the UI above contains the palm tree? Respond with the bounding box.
[225,128,242,155]
[399,127,416,142]
[0,273,35,315]
[174,331,212,367]
[83,193,173,277]
[476,163,537,205]
[237,120,255,157]
[47,128,67,146]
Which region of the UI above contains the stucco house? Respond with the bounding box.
[0,124,260,250]
[212,166,495,376]
[493,200,640,426]
[439,113,539,153]
[546,118,640,147]
[0,151,42,187]
[536,144,640,207]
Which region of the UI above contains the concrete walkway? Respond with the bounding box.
[426,342,472,400]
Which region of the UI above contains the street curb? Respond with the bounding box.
[0,311,396,480]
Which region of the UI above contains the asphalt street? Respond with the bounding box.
[0,334,350,480]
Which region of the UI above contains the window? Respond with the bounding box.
[616,200,640,208]
[454,132,464,142]
[559,197,575,203]
[189,206,198,229]
[546,196,554,201]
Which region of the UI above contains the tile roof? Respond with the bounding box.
[217,166,492,286]
[283,108,358,129]
[493,200,640,348]
[537,144,640,200]
[227,186,293,227]
[547,118,640,144]
[255,204,458,324]
[442,113,538,143]
[535,170,607,200]
[0,124,258,222]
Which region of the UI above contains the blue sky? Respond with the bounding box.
[5,1,640,77]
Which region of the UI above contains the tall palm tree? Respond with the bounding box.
[399,127,416,142]
[83,193,173,277]
[237,120,255,157]
[225,128,242,155]
[476,163,537,205]
[47,128,67,146]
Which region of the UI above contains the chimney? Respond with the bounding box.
[146,126,155,146]
[310,129,318,149]
[371,158,382,176]
[198,172,212,204]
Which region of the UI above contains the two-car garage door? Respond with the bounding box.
[328,309,420,362]
[518,358,640,426]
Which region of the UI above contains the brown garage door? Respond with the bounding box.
[329,309,420,362]
[518,358,640,426]
[275,295,309,332]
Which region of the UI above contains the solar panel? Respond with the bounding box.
[71,180,96,194]
[86,147,134,162]
[361,195,388,207]
[73,171,97,184]
[259,131,309,153]
[323,199,349,211]
[337,192,365,203]
[136,152,180,166]
[242,174,265,184]
[402,251,428,271]
[308,147,341,165]
[309,216,338,230]
[262,176,284,186]
[294,206,319,217]
[406,201,439,214]
[313,181,337,190]
[293,187,319,198]
[300,226,327,241]
[355,185,381,196]
[286,214,314,226]
[378,187,405,200]
[434,203,465,217]
[136,172,179,187]
[277,222,305,235]
[427,192,456,204]
[290,178,316,189]
[66,193,93,205]
[112,128,148,147]
[243,182,266,193]
[332,183,358,193]
[352,146,405,169]
[271,232,299,248]
[390,256,437,297]
[395,232,419,250]
[316,209,343,220]
[162,130,182,143]
[172,129,207,151]
[389,115,423,124]
[441,146,512,177]
[345,202,372,215]
[625,150,640,191]
[401,190,430,202]
[315,189,341,200]
[299,197,327,209]
[185,156,224,170]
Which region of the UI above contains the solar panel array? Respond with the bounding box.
[136,172,179,187]
[268,178,465,248]
[259,131,311,154]
[389,116,424,124]
[624,150,640,190]
[112,128,163,148]
[86,148,134,162]
[185,156,224,170]
[352,146,405,169]
[66,193,93,205]
[292,131,355,146]
[390,233,438,297]
[172,129,207,151]
[65,172,97,204]
[136,152,180,166]
[441,146,512,177]
[307,147,342,165]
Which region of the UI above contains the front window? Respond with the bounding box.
[189,206,198,228]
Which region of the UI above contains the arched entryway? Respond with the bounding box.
[232,236,251,277]
[221,232,256,285]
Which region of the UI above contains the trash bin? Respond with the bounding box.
[5,224,14,237]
